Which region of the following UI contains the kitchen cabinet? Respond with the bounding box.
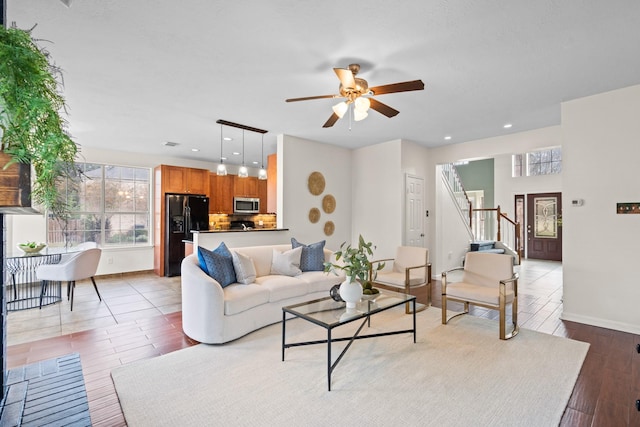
[234,176,258,197]
[258,179,267,213]
[161,165,209,194]
[209,174,234,214]
[153,164,211,276]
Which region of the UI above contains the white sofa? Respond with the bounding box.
[181,244,344,344]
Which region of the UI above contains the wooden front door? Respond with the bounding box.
[526,192,562,261]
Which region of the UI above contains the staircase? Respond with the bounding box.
[441,163,521,264]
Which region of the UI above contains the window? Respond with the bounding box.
[47,163,151,247]
[511,147,562,177]
[528,148,562,176]
[512,154,524,177]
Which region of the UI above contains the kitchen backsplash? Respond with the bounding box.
[208,213,277,230]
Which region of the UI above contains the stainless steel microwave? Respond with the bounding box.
[234,197,260,214]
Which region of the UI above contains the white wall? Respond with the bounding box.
[278,134,352,251]
[561,84,640,334]
[351,140,402,260]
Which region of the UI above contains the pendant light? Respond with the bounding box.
[238,129,248,178]
[217,124,227,176]
[258,134,267,180]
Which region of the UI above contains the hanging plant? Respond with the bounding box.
[0,24,78,219]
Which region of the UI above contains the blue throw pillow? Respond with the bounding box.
[197,243,237,287]
[291,238,326,272]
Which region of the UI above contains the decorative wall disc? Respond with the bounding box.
[324,221,335,236]
[308,207,320,223]
[308,171,325,196]
[322,194,336,213]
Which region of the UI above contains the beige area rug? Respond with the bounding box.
[111,308,589,426]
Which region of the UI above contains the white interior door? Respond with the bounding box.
[405,174,425,247]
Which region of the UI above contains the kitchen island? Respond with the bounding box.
[190,228,291,251]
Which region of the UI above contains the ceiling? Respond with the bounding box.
[7,1,640,166]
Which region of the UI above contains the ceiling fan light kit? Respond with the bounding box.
[286,63,424,128]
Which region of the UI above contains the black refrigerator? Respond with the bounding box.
[165,193,209,277]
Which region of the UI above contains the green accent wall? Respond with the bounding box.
[455,159,494,208]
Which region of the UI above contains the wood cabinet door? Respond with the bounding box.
[187,168,209,195]
[216,175,234,214]
[163,165,187,193]
[234,176,258,197]
[208,173,217,213]
[258,179,268,213]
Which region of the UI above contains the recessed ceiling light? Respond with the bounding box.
[191,148,200,152]
[223,137,233,141]
[221,156,227,161]
[503,123,513,129]
[252,161,259,165]
[444,136,452,140]
[232,152,240,156]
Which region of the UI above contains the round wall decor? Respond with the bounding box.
[322,194,336,213]
[308,171,326,196]
[308,207,320,223]
[324,221,335,236]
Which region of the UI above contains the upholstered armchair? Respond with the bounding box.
[441,252,518,340]
[370,246,431,314]
[36,247,102,311]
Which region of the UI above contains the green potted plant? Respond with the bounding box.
[324,235,385,307]
[0,24,78,218]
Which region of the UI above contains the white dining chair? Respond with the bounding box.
[36,247,102,311]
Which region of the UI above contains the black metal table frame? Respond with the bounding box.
[282,296,416,391]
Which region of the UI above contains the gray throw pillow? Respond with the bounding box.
[291,238,326,271]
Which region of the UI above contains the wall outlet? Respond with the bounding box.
[107,257,114,264]
[448,251,452,259]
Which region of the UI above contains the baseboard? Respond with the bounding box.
[95,269,156,280]
[561,311,640,335]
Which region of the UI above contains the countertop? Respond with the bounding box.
[183,228,289,243]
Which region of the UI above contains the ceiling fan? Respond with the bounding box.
[286,63,425,128]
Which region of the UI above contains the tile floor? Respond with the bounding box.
[6,272,182,346]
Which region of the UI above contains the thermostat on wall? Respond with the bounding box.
[571,199,584,207]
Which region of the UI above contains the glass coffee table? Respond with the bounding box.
[281,289,416,391]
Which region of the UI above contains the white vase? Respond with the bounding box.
[339,277,362,309]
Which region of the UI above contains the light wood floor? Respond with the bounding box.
[6,260,640,426]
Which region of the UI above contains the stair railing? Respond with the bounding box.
[441,163,474,241]
[472,206,521,263]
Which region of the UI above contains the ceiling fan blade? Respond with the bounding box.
[333,68,356,90]
[369,80,425,96]
[369,98,400,118]
[322,112,340,128]
[286,94,339,102]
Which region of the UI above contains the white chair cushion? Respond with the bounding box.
[374,271,426,288]
[446,281,515,305]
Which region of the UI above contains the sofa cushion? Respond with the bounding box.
[270,246,302,277]
[291,238,326,272]
[223,283,271,315]
[231,251,257,284]
[297,271,344,293]
[255,275,309,302]
[198,243,236,287]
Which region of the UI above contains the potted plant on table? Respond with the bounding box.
[324,235,385,308]
[0,24,79,219]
